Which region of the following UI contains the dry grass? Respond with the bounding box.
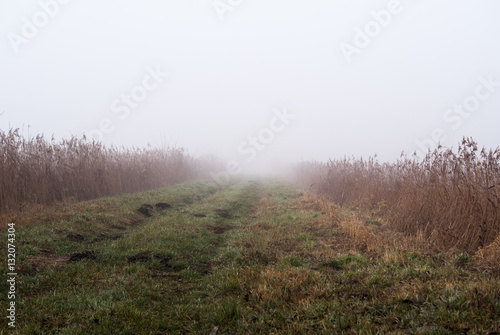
[295,138,500,264]
[0,128,212,216]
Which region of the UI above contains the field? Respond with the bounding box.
[1,179,499,334]
[3,1,499,333]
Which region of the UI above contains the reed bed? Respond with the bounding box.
[0,128,210,215]
[295,138,500,256]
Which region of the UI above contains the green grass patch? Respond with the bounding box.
[0,179,498,334]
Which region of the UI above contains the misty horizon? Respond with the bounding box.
[1,0,499,175]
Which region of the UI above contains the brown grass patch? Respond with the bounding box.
[239,267,328,307]
[25,253,70,270]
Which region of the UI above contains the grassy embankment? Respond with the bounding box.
[1,179,499,334]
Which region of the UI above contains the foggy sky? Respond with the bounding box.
[1,0,499,174]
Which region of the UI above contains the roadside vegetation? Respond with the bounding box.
[0,128,214,216]
[295,138,500,269]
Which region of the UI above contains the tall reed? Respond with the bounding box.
[0,128,210,214]
[295,138,500,253]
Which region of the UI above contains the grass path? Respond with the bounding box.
[1,179,499,334]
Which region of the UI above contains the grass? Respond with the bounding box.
[1,179,499,334]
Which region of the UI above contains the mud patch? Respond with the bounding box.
[207,225,234,234]
[26,254,69,270]
[128,253,170,265]
[68,251,98,263]
[214,209,230,218]
[128,253,182,272]
[196,264,212,276]
[99,232,122,240]
[67,233,85,242]
[155,202,171,210]
[193,213,207,218]
[137,204,154,217]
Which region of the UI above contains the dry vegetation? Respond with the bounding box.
[294,138,500,266]
[0,128,212,216]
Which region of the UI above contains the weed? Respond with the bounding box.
[454,252,473,266]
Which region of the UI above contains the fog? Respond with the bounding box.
[1,0,500,175]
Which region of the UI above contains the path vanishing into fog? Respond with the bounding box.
[2,179,499,334]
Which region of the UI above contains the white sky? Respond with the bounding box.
[1,0,499,173]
